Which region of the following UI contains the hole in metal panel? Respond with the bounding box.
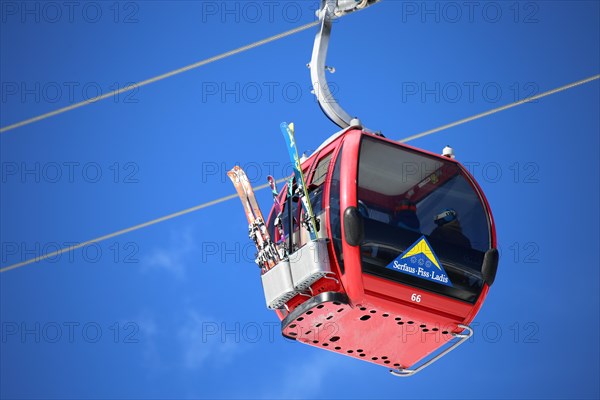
[337,308,344,313]
[306,311,313,315]
[360,315,371,321]
[359,353,366,357]
[333,302,341,305]
[326,315,333,320]
[347,350,354,354]
[407,321,414,324]
[335,346,341,350]
[317,305,324,309]
[370,310,376,314]
[297,317,304,322]
[305,330,312,335]
[329,336,340,342]
[382,313,389,317]
[290,324,296,328]
[315,323,322,328]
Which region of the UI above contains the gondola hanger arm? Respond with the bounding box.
[309,0,381,132]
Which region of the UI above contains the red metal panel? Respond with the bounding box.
[282,293,459,369]
[338,130,365,305]
[321,138,347,282]
[362,274,471,320]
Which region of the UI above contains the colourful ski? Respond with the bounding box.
[227,168,257,235]
[280,122,318,240]
[234,167,259,221]
[235,166,282,262]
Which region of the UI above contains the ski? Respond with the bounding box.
[280,122,318,240]
[228,167,266,268]
[234,166,262,224]
[227,166,280,269]
[227,168,255,225]
[234,166,283,263]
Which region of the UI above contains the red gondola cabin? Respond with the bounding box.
[265,127,498,375]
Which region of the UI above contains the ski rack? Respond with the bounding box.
[262,238,334,309]
[389,324,474,377]
[309,0,380,130]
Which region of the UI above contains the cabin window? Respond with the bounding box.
[311,152,333,187]
[308,152,333,218]
[357,136,492,303]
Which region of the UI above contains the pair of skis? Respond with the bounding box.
[227,166,280,271]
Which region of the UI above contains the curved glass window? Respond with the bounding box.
[358,136,491,303]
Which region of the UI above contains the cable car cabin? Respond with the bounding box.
[264,127,498,375]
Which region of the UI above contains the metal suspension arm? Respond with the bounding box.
[309,0,379,129]
[309,0,380,130]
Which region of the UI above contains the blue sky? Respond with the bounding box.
[1,1,599,398]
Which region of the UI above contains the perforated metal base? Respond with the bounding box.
[281,292,460,370]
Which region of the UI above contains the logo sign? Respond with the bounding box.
[385,236,453,287]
